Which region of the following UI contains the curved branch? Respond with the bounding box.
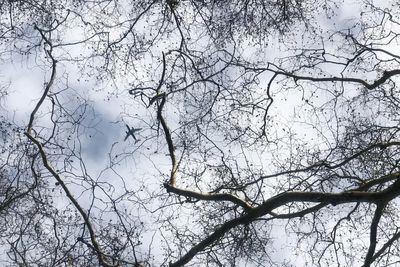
[152,53,178,186]
[261,73,276,136]
[268,202,328,219]
[164,183,253,211]
[27,26,57,133]
[240,62,400,90]
[244,141,400,187]
[370,230,400,264]
[158,93,178,186]
[364,203,386,267]
[273,69,400,90]
[172,172,400,266]
[24,29,116,267]
[170,187,390,266]
[25,132,117,267]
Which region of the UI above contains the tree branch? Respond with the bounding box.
[164,183,253,211]
[273,69,400,90]
[170,187,392,266]
[364,203,386,267]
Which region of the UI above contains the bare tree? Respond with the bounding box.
[1,0,400,266]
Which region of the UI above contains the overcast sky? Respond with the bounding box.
[1,0,395,265]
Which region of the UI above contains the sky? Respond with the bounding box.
[1,0,399,266]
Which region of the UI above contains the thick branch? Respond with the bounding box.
[370,230,400,264]
[164,183,253,211]
[170,188,387,266]
[268,202,328,219]
[153,53,178,186]
[364,203,386,267]
[272,69,400,90]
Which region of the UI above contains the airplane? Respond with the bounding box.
[124,125,142,142]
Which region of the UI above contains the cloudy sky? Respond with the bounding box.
[1,0,398,265]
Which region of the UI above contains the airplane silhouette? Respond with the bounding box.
[124,125,142,142]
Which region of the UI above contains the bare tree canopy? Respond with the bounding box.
[1,0,400,266]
